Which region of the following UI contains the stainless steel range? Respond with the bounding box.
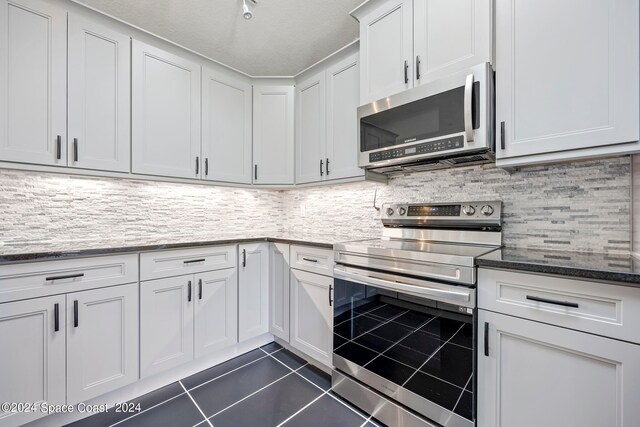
[331,201,502,427]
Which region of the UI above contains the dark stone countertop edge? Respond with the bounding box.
[476,257,640,287]
[0,237,334,265]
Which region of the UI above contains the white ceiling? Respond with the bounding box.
[77,0,363,76]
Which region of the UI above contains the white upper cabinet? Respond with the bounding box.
[413,0,492,85]
[295,72,326,184]
[0,0,66,166]
[325,53,363,181]
[201,68,252,184]
[496,0,639,161]
[356,0,413,105]
[132,40,201,179]
[68,15,131,173]
[252,85,294,185]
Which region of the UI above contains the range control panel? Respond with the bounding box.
[381,201,502,225]
[369,135,464,163]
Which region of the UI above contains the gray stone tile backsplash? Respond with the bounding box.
[0,155,632,254]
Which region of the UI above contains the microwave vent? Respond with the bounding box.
[447,155,490,165]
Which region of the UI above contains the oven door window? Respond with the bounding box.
[333,278,474,422]
[360,82,479,152]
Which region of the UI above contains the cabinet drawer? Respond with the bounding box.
[140,245,237,281]
[478,268,640,344]
[290,245,333,277]
[0,254,138,303]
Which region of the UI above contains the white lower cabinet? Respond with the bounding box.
[238,243,269,341]
[268,243,290,342]
[140,267,238,377]
[66,283,139,403]
[478,309,640,427]
[290,269,333,367]
[0,296,65,427]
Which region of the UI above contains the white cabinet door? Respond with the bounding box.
[0,296,65,427]
[132,40,201,179]
[66,283,139,403]
[496,0,639,159]
[194,269,238,358]
[325,53,363,181]
[413,0,492,85]
[201,68,252,184]
[67,15,130,173]
[358,0,413,105]
[252,85,294,185]
[238,243,269,341]
[290,269,333,367]
[268,243,290,342]
[0,0,66,166]
[140,275,194,378]
[295,72,326,184]
[478,310,640,427]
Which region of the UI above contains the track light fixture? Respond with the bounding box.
[241,0,257,20]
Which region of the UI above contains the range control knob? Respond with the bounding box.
[462,205,476,216]
[398,207,407,216]
[481,205,495,216]
[386,207,395,216]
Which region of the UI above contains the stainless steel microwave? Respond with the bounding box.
[358,63,495,174]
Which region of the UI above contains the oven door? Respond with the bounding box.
[358,62,493,169]
[333,265,476,427]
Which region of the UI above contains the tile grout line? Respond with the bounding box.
[180,380,214,427]
[108,391,186,427]
[275,391,328,427]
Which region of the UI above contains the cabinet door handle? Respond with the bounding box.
[74,300,79,328]
[242,249,247,267]
[45,273,84,281]
[254,164,258,181]
[56,135,62,160]
[205,158,209,176]
[526,295,579,308]
[415,56,421,80]
[54,303,60,332]
[195,156,200,175]
[183,258,205,264]
[73,138,78,162]
[188,281,192,302]
[198,279,203,300]
[500,121,506,150]
[326,158,330,175]
[328,284,333,307]
[404,60,409,84]
[302,257,318,263]
[484,322,489,356]
[320,159,324,176]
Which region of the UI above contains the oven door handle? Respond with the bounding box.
[464,73,474,143]
[334,266,472,304]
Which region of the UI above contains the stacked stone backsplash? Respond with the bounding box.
[0,156,632,254]
[282,157,632,254]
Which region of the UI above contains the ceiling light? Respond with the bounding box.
[242,0,254,20]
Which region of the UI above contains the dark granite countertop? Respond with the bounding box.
[0,232,355,265]
[477,247,640,286]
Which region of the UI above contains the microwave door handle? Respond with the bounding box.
[334,267,471,304]
[464,73,474,142]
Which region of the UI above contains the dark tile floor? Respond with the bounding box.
[66,343,382,427]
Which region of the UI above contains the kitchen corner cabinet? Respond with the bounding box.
[238,243,270,341]
[0,0,67,166]
[132,40,201,179]
[201,67,253,184]
[252,85,295,185]
[495,0,639,162]
[0,296,66,427]
[478,309,640,427]
[268,243,290,342]
[67,15,131,173]
[66,283,139,403]
[295,52,362,184]
[290,268,333,367]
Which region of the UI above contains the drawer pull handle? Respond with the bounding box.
[54,303,60,332]
[73,300,79,328]
[302,258,318,263]
[526,295,579,308]
[183,258,206,264]
[46,273,84,281]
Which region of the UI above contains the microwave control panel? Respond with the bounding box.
[369,135,464,163]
